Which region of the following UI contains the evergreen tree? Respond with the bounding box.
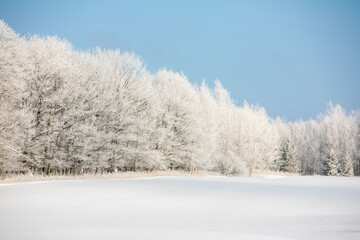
[342,154,354,176]
[323,145,340,176]
[278,138,299,173]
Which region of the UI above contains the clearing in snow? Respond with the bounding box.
[0,176,359,240]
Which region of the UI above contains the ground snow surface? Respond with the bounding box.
[1,176,359,240]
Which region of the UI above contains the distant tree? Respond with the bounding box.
[354,114,360,175]
[234,102,280,176]
[278,138,299,173]
[342,153,354,177]
[323,144,340,176]
[320,103,357,176]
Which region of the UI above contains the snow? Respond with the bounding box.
[0,176,359,240]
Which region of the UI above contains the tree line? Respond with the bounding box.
[1,21,359,177]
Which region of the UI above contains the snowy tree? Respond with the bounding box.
[322,143,340,176]
[289,120,322,175]
[60,49,160,173]
[22,35,78,174]
[320,103,357,176]
[234,102,280,176]
[0,20,31,174]
[354,113,360,175]
[278,138,299,173]
[153,70,205,172]
[342,153,354,177]
[212,80,241,174]
[197,81,219,170]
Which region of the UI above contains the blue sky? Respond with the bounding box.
[1,0,359,121]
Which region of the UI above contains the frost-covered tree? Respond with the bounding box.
[354,114,360,175]
[212,80,239,174]
[0,21,31,174]
[153,70,205,171]
[234,102,280,176]
[320,103,357,176]
[278,138,299,173]
[211,82,280,176]
[1,21,160,175]
[289,120,322,175]
[323,144,340,176]
[22,35,77,174]
[197,81,219,170]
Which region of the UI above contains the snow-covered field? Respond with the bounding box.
[0,176,359,240]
